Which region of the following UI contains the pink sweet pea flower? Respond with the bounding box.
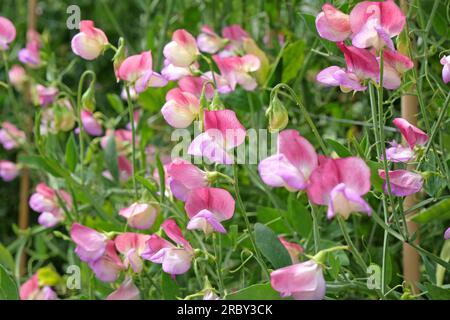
[0,16,16,50]
[89,240,125,282]
[271,260,326,300]
[71,20,109,60]
[188,109,246,165]
[36,84,58,107]
[141,219,194,275]
[118,51,167,93]
[307,156,372,219]
[383,141,414,163]
[163,29,199,68]
[349,0,405,50]
[378,169,423,197]
[29,183,72,228]
[0,121,26,150]
[213,54,260,91]
[161,88,200,128]
[115,233,150,273]
[8,64,26,88]
[445,227,450,240]
[119,202,159,230]
[197,25,226,54]
[392,118,429,149]
[106,276,140,300]
[315,4,351,42]
[258,130,318,191]
[0,160,19,181]
[440,55,450,84]
[18,31,41,67]
[316,42,379,92]
[161,59,199,81]
[80,109,103,136]
[20,274,58,300]
[70,223,108,262]
[381,49,414,89]
[185,187,235,234]
[178,75,215,99]
[279,236,303,264]
[221,24,249,54]
[203,71,233,94]
[166,158,208,201]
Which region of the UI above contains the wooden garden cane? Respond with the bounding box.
[18,0,38,276]
[399,0,420,295]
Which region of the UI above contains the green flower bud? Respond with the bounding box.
[267,96,289,132]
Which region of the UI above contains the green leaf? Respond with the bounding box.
[0,244,15,272]
[411,198,450,223]
[65,133,77,172]
[0,264,19,300]
[326,138,352,157]
[226,283,283,300]
[107,93,124,114]
[256,206,288,234]
[104,136,119,182]
[161,272,179,300]
[281,40,305,83]
[287,195,312,237]
[155,153,166,202]
[135,175,158,194]
[426,283,450,300]
[368,160,384,192]
[18,154,64,178]
[254,223,291,269]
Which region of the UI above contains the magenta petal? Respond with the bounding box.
[161,219,191,249]
[106,277,140,300]
[378,169,423,197]
[187,209,227,234]
[185,187,235,221]
[204,109,246,149]
[392,118,429,148]
[258,153,307,191]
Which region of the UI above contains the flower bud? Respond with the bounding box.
[267,96,288,132]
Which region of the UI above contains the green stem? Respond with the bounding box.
[212,233,224,294]
[125,85,138,199]
[337,216,367,272]
[309,202,320,253]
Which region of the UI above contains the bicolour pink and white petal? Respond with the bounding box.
[71,20,108,60]
[119,202,159,230]
[392,118,429,148]
[178,75,215,99]
[315,4,351,42]
[270,260,326,300]
[197,25,226,54]
[88,240,124,282]
[327,183,372,219]
[161,88,200,128]
[0,16,16,50]
[188,131,234,165]
[204,109,246,149]
[166,159,207,201]
[378,169,423,197]
[106,276,140,300]
[337,42,379,80]
[70,223,108,262]
[115,232,150,273]
[163,29,199,67]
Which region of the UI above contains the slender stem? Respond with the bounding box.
[125,85,138,199]
[212,233,224,294]
[309,202,320,253]
[233,165,269,278]
[337,216,367,272]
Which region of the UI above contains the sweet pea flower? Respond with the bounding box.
[316,42,379,92]
[188,109,246,165]
[445,227,450,240]
[221,24,249,54]
[258,130,318,191]
[392,118,429,149]
[440,55,450,84]
[78,109,103,136]
[381,49,414,89]
[119,202,159,230]
[203,290,220,300]
[106,276,140,300]
[213,54,260,91]
[161,59,199,81]
[178,75,215,99]
[0,121,26,150]
[279,237,303,264]
[378,169,423,197]
[0,16,16,50]
[0,160,19,181]
[349,0,405,50]
[71,20,109,60]
[163,29,199,67]
[315,4,351,42]
[20,274,58,300]
[307,156,372,219]
[118,51,167,93]
[18,31,41,67]
[197,25,226,54]
[88,240,125,282]
[8,64,26,88]
[202,71,233,94]
[115,233,150,273]
[161,88,200,128]
[36,84,58,107]
[271,260,326,300]
[141,219,194,275]
[100,129,133,154]
[29,183,72,228]
[70,223,108,262]
[383,141,414,163]
[166,158,208,201]
[185,187,235,234]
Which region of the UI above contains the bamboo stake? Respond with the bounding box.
[400,0,420,295]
